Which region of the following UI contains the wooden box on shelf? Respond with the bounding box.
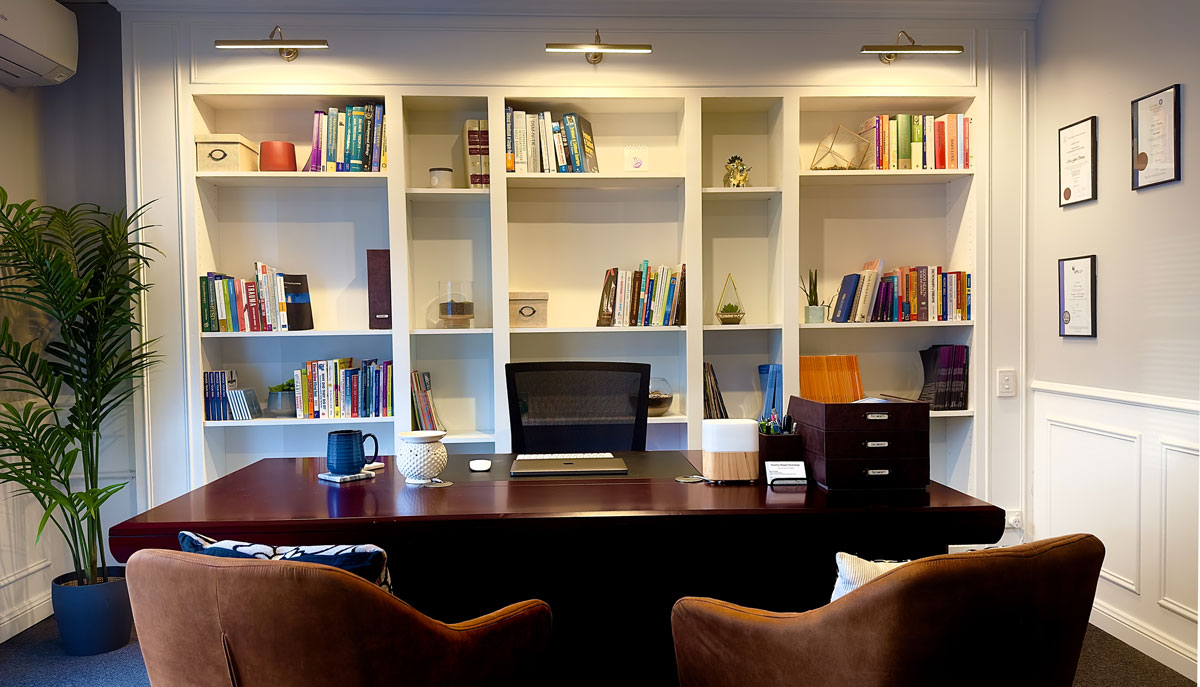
[509,292,548,328]
[195,134,257,172]
[787,395,929,492]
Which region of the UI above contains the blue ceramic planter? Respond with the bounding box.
[51,565,133,656]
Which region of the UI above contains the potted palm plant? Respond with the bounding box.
[0,189,157,655]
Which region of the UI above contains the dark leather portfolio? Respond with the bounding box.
[788,395,930,491]
[367,249,391,329]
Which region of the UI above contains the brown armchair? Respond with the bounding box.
[672,533,1104,687]
[127,549,552,687]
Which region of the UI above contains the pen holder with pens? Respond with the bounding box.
[757,432,805,481]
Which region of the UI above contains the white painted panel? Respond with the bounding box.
[1160,441,1198,621]
[1046,418,1141,593]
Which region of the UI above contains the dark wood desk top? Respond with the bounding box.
[109,453,1001,554]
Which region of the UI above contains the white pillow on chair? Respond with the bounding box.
[830,552,909,602]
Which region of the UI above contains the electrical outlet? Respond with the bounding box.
[996,369,1016,397]
[1005,510,1022,530]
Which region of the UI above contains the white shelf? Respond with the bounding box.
[701,187,782,200]
[930,409,974,418]
[201,329,391,339]
[703,323,783,331]
[406,187,489,202]
[410,328,493,335]
[799,169,973,186]
[801,321,973,330]
[442,430,496,443]
[196,171,388,188]
[648,412,687,424]
[506,173,684,189]
[510,326,685,335]
[204,416,396,428]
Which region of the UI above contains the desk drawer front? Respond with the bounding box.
[807,454,930,491]
[797,426,930,459]
[788,397,929,432]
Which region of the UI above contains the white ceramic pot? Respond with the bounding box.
[396,430,448,484]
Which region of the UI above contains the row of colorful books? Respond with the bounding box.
[293,358,394,419]
[859,113,971,171]
[461,120,491,188]
[305,103,386,172]
[505,108,599,174]
[410,370,445,431]
[595,262,686,327]
[831,260,971,323]
[918,345,970,411]
[799,354,864,404]
[199,263,313,332]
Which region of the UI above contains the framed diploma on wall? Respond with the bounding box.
[1059,116,1097,206]
[1131,84,1181,190]
[1058,255,1096,338]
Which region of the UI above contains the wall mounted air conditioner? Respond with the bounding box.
[0,0,77,86]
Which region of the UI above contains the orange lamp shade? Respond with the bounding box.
[258,141,297,171]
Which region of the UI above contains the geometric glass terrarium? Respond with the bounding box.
[715,273,745,325]
[810,124,872,170]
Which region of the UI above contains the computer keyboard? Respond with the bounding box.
[515,452,615,460]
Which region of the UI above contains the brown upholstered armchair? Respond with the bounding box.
[672,534,1104,687]
[127,549,552,687]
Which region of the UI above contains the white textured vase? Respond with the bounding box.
[396,431,448,484]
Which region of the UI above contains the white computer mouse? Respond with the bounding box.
[468,459,492,472]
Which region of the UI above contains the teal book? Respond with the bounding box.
[349,106,364,172]
[225,277,239,332]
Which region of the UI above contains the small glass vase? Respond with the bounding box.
[648,377,673,417]
[438,280,474,329]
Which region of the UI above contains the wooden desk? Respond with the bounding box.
[110,453,1003,684]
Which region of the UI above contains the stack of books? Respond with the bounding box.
[203,369,238,421]
[595,262,686,327]
[461,120,490,188]
[505,108,598,173]
[830,259,971,323]
[410,370,445,431]
[702,362,729,419]
[918,345,970,411]
[305,103,386,173]
[199,263,313,332]
[857,113,971,171]
[799,355,864,403]
[292,358,393,419]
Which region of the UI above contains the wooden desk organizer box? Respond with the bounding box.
[788,395,930,491]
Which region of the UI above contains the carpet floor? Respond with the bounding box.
[0,617,1193,686]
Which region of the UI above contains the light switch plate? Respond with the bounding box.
[996,369,1016,397]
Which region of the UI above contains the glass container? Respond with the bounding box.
[438,280,475,329]
[648,377,674,417]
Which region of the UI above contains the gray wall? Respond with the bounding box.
[1032,0,1200,400]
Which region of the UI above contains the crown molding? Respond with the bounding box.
[108,0,1042,22]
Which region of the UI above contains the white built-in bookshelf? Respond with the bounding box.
[181,86,983,491]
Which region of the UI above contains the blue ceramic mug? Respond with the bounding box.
[327,429,378,475]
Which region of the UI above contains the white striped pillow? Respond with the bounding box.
[830,552,909,602]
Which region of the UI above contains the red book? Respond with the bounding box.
[962,116,969,170]
[245,282,260,332]
[233,279,247,331]
[934,120,947,170]
[307,360,319,418]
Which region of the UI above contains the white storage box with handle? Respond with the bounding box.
[196,134,258,172]
[509,292,548,328]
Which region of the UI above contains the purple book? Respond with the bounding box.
[308,110,323,171]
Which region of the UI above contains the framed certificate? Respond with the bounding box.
[1059,116,1097,206]
[1058,255,1096,338]
[1132,84,1181,190]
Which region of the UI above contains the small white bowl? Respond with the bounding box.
[398,430,447,444]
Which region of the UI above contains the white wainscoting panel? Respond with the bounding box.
[1032,381,1199,679]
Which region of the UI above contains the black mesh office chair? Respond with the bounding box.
[505,362,651,453]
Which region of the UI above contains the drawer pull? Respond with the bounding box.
[865,412,889,421]
[519,305,537,317]
[208,148,228,161]
[865,441,889,448]
[866,469,890,476]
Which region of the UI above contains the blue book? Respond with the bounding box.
[832,273,860,323]
[662,277,676,326]
[504,106,514,172]
[966,274,971,320]
[940,273,947,321]
[562,113,582,172]
[371,104,384,172]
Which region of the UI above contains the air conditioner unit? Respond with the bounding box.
[0,0,77,86]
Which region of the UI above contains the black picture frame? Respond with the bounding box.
[1058,255,1097,338]
[1131,84,1182,190]
[1058,116,1097,206]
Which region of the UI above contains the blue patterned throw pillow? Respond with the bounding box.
[178,531,392,594]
